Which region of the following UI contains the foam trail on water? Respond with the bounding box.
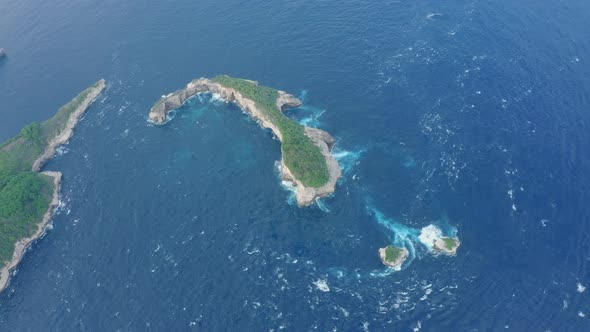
[315,198,330,212]
[366,204,420,266]
[275,161,297,205]
[332,147,365,176]
[297,89,308,103]
[292,90,326,127]
[297,105,326,127]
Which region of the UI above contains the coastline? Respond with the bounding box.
[0,79,106,293]
[149,77,341,206]
[0,172,61,292]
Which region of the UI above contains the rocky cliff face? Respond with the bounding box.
[32,79,107,172]
[149,78,341,206]
[276,91,302,111]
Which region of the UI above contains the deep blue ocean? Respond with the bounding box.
[1,0,590,330]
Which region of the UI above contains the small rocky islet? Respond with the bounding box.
[433,236,461,255]
[379,245,408,270]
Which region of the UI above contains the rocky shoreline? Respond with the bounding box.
[32,79,106,172]
[0,80,106,293]
[149,77,341,206]
[0,172,61,292]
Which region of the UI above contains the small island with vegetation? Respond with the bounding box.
[433,237,460,255]
[379,245,408,270]
[0,79,106,292]
[149,75,342,206]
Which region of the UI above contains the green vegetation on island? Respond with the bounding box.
[443,237,456,250]
[432,236,460,255]
[0,81,103,264]
[212,75,329,188]
[384,245,402,263]
[379,245,408,268]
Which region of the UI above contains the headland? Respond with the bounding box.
[0,79,106,292]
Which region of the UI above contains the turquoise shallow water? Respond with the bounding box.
[1,0,590,330]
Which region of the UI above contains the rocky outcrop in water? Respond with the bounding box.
[32,79,107,172]
[379,245,408,270]
[432,237,460,255]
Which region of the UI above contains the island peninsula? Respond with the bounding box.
[0,79,106,292]
[149,75,342,206]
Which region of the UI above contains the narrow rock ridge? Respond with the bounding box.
[149,77,342,206]
[32,79,107,172]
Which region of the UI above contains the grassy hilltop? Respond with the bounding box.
[0,81,102,264]
[212,75,329,188]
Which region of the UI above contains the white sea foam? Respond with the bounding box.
[55,145,69,156]
[576,282,586,293]
[210,93,227,104]
[297,89,308,102]
[338,306,349,317]
[280,180,297,205]
[313,279,330,292]
[275,161,297,205]
[412,321,422,332]
[298,106,325,127]
[369,206,418,243]
[362,322,370,332]
[315,198,330,212]
[418,225,443,249]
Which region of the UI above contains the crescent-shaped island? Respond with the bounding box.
[149,75,342,206]
[0,80,106,292]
